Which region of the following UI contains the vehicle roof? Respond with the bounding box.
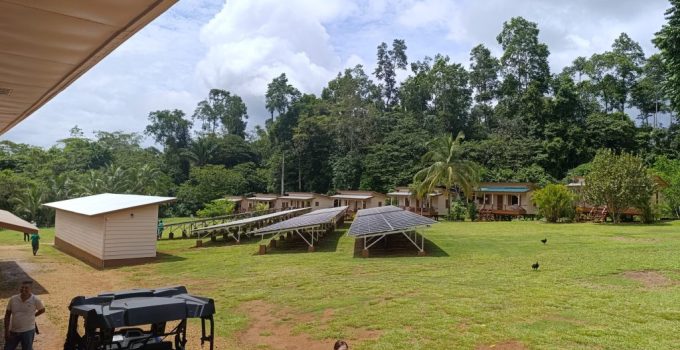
[68,286,214,328]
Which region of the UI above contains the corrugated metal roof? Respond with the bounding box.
[477,186,530,193]
[0,210,38,233]
[248,197,277,201]
[43,193,176,216]
[331,194,373,200]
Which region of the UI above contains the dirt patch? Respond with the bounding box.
[612,236,659,243]
[476,340,527,350]
[236,300,380,350]
[622,270,675,288]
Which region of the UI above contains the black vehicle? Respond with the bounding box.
[63,286,215,350]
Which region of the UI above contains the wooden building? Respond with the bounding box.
[473,182,538,219]
[386,187,447,217]
[276,192,334,210]
[43,193,175,268]
[243,194,278,211]
[330,190,387,213]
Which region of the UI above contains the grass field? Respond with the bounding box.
[3,220,680,349]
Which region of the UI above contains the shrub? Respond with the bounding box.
[533,184,576,223]
[466,201,478,221]
[447,200,466,221]
[254,202,270,212]
[196,199,235,218]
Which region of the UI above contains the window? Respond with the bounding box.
[510,195,519,206]
[315,201,319,207]
[445,199,450,208]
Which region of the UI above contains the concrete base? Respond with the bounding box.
[417,250,426,256]
[307,245,315,252]
[258,245,267,255]
[195,240,203,247]
[362,249,370,258]
[269,239,277,248]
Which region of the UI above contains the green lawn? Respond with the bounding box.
[4,221,680,349]
[145,220,680,349]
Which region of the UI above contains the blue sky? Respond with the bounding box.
[2,0,670,147]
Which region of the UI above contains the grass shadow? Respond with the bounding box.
[352,233,449,258]
[0,261,49,298]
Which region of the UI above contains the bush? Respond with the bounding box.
[254,202,270,212]
[196,199,235,218]
[533,184,576,223]
[447,200,466,221]
[466,201,478,221]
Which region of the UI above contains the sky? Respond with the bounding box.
[1,0,671,147]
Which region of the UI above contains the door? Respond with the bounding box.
[496,195,503,210]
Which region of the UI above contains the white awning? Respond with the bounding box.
[0,0,177,135]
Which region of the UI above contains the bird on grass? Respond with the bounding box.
[541,238,547,244]
[532,262,540,270]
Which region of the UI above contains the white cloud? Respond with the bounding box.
[1,0,671,147]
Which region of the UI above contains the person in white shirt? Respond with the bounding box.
[3,281,45,350]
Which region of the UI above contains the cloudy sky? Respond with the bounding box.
[2,0,670,147]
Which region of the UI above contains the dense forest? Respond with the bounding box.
[3,9,680,224]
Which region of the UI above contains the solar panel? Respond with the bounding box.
[355,205,402,216]
[194,208,309,233]
[348,206,437,237]
[255,206,348,235]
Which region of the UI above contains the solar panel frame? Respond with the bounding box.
[254,206,348,235]
[348,206,437,237]
[193,207,310,234]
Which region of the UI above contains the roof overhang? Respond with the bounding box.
[248,197,277,201]
[331,195,373,200]
[476,187,530,193]
[43,193,176,216]
[0,0,178,135]
[0,209,38,233]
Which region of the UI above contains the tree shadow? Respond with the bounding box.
[352,233,449,258]
[0,261,49,298]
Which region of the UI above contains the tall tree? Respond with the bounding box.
[374,39,408,108]
[193,89,248,137]
[469,44,500,105]
[654,0,680,114]
[265,73,301,120]
[496,17,551,93]
[145,109,192,183]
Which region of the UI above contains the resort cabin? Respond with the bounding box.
[225,195,245,213]
[386,187,447,217]
[473,182,538,218]
[331,190,387,213]
[276,192,334,210]
[43,193,175,268]
[567,176,668,220]
[243,194,278,211]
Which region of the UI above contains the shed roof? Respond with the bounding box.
[248,197,277,201]
[0,210,38,233]
[477,186,531,193]
[331,194,373,200]
[43,193,176,216]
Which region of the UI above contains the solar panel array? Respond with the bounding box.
[255,206,348,235]
[194,207,309,233]
[348,205,437,237]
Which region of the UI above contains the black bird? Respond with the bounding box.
[532,262,540,270]
[541,238,547,244]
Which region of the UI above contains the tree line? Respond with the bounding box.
[3,6,680,224]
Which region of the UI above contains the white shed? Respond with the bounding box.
[43,193,175,268]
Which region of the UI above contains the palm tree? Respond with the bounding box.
[413,132,480,217]
[409,180,429,215]
[11,186,45,224]
[183,137,218,166]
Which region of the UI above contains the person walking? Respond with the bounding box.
[29,232,39,256]
[4,281,45,350]
[157,219,164,240]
